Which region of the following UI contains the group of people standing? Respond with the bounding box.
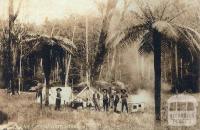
[93,88,129,113]
[36,84,129,113]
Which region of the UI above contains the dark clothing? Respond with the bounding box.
[103,100,109,111]
[36,90,42,98]
[103,93,109,111]
[103,93,109,101]
[57,93,61,98]
[36,90,43,109]
[113,94,119,112]
[55,93,61,110]
[114,95,120,104]
[122,101,128,113]
[55,98,61,110]
[121,93,128,102]
[121,93,128,113]
[110,95,114,108]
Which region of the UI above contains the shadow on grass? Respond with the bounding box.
[0,111,8,124]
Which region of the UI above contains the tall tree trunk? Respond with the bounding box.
[65,54,71,87]
[192,55,200,92]
[153,30,161,121]
[91,0,118,83]
[85,16,90,87]
[180,58,183,89]
[3,0,22,95]
[111,49,117,81]
[42,46,52,106]
[80,65,84,82]
[171,43,178,93]
[45,76,50,106]
[91,23,108,83]
[7,0,14,94]
[197,57,200,92]
[59,56,65,85]
[18,44,22,94]
[3,34,13,94]
[163,53,167,82]
[106,52,110,80]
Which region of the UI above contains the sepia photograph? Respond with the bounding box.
[0,0,200,130]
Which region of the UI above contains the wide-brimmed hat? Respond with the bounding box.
[121,89,127,93]
[116,90,120,93]
[102,88,108,92]
[56,88,62,91]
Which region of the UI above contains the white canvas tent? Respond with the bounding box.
[74,87,103,107]
[37,86,72,105]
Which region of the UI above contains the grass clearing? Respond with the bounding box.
[0,89,199,130]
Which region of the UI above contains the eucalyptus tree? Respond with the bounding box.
[91,0,118,83]
[91,0,131,83]
[2,0,23,95]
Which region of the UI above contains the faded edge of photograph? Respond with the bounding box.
[0,0,200,130]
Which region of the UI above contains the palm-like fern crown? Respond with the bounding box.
[108,0,200,60]
[21,34,76,57]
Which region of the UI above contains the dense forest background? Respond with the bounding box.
[0,0,199,93]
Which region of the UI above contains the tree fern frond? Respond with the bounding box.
[21,34,76,58]
[138,32,153,54]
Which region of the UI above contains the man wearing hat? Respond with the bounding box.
[109,87,116,109]
[55,88,62,111]
[103,89,109,111]
[93,91,100,111]
[36,83,43,109]
[121,89,128,113]
[113,91,120,112]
